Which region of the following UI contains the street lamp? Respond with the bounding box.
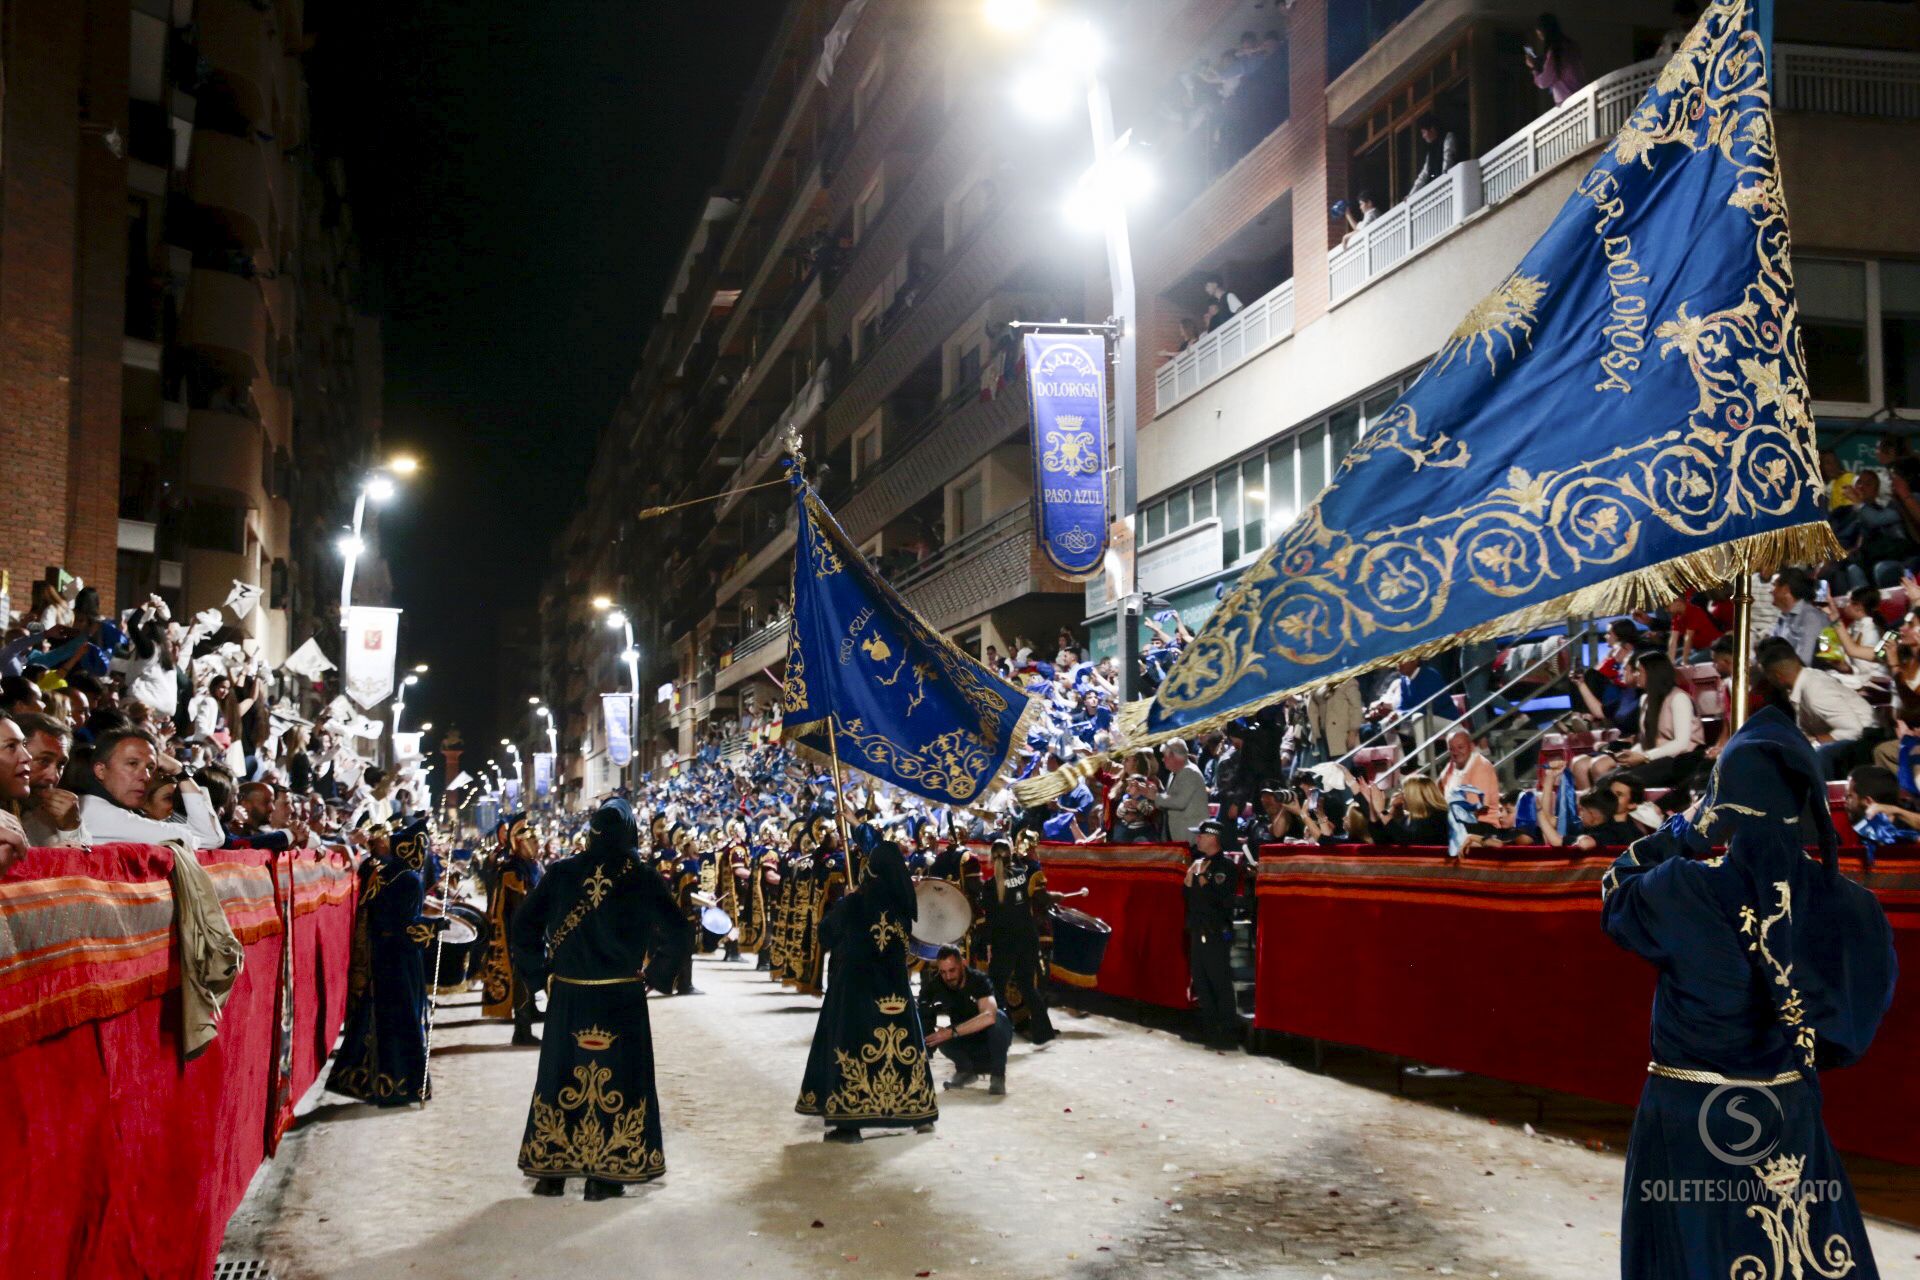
[989,2,1145,700]
[597,601,642,788]
[393,672,420,736]
[339,456,422,632]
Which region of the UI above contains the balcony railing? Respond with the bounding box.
[1329,43,1920,306]
[1154,276,1296,414]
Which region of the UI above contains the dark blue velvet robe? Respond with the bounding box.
[511,848,691,1182]
[1603,707,1897,1279]
[326,855,438,1106]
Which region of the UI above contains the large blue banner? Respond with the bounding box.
[1018,0,1834,802]
[781,469,1039,805]
[1023,333,1109,580]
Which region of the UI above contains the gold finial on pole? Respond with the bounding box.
[785,422,807,473]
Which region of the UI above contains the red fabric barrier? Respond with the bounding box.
[0,844,358,1279]
[1253,844,1920,1166]
[1037,843,1192,1009]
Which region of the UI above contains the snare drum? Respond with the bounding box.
[1046,905,1111,988]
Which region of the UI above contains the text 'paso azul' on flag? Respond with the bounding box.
[780,467,1040,806]
[1023,332,1110,581]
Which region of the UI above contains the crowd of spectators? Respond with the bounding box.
[0,570,430,874]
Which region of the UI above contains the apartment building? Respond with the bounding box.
[1095,0,1920,660]
[0,0,384,660]
[560,0,1919,784]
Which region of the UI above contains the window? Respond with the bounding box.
[1300,424,1329,502]
[1144,501,1168,544]
[854,169,886,243]
[855,54,886,128]
[1167,487,1191,532]
[184,500,245,554]
[1216,465,1242,563]
[951,472,986,538]
[1329,406,1361,474]
[1883,262,1920,410]
[1190,479,1214,522]
[956,344,982,396]
[1240,457,1266,558]
[1266,442,1296,529]
[1800,259,1870,405]
[852,413,882,479]
[853,293,882,361]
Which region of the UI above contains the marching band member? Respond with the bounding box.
[479,811,543,1046]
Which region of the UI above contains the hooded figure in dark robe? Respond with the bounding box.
[327,817,443,1107]
[512,798,693,1199]
[796,840,938,1141]
[1603,705,1897,1279]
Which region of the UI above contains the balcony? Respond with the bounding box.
[185,410,265,504]
[189,131,274,251]
[714,520,796,608]
[1154,277,1297,415]
[715,616,791,694]
[838,383,1027,543]
[183,268,268,383]
[197,0,276,128]
[716,359,831,520]
[1329,43,1920,306]
[894,505,1079,634]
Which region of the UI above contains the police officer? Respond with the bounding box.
[1183,818,1244,1046]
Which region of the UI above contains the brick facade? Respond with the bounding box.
[0,0,125,616]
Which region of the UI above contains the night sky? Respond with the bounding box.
[307,3,783,749]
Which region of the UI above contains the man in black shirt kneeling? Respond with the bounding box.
[918,946,1014,1095]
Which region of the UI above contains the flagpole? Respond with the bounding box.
[1731,569,1754,730]
[825,713,857,879]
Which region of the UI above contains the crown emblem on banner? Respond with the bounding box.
[572,1026,618,1052]
[876,996,908,1016]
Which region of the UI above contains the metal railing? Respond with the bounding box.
[1334,621,1596,786]
[891,504,1029,592]
[1329,43,1920,305]
[1154,276,1297,413]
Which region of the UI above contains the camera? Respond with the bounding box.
[1329,199,1349,220]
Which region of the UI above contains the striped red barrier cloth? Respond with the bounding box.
[0,843,358,1279]
[1254,843,1920,1166]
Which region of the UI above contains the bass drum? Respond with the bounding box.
[1046,905,1111,989]
[911,879,971,956]
[432,903,491,994]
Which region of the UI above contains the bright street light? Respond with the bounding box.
[419,722,433,732]
[386,455,420,476]
[413,663,430,673]
[982,0,1038,33]
[606,610,627,631]
[364,475,398,504]
[403,674,419,688]
[1063,144,1153,230]
[336,534,364,558]
[1011,67,1072,119]
[500,737,510,746]
[528,695,540,705]
[537,706,552,720]
[591,595,613,611]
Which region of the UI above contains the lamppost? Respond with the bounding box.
[986,0,1149,700]
[336,455,420,632]
[501,738,524,805]
[594,598,641,792]
[534,704,557,809]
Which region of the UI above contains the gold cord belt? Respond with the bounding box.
[1648,1061,1803,1086]
[550,974,647,986]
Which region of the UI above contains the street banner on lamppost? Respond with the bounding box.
[533,752,553,800]
[602,692,633,766]
[343,606,402,709]
[1023,332,1109,581]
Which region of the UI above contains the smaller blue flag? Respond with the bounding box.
[781,468,1041,806]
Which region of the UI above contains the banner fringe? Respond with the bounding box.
[1013,520,1838,805]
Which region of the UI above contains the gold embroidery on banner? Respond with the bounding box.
[869,910,910,955]
[1042,420,1101,476]
[824,1024,937,1122]
[803,494,846,575]
[1728,1153,1858,1280]
[1434,272,1549,375]
[1153,0,1819,715]
[518,1059,664,1180]
[1744,880,1817,1069]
